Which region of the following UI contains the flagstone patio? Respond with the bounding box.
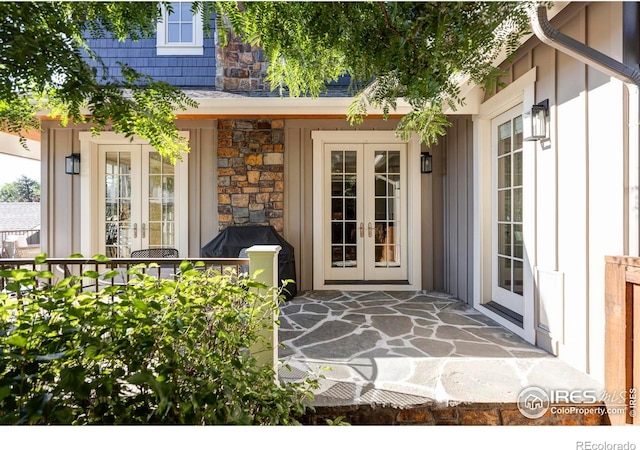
[277,291,609,424]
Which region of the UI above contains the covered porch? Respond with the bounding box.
[278,290,609,425]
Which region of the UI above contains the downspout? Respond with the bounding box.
[530,5,640,256]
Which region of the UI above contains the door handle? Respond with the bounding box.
[359,222,364,238]
[142,223,146,239]
[133,223,137,238]
[368,222,374,238]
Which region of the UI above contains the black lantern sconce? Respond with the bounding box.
[65,153,80,175]
[524,99,549,142]
[420,152,433,174]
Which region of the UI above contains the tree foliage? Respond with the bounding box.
[0,1,542,157]
[0,176,40,202]
[0,2,195,162]
[211,1,541,144]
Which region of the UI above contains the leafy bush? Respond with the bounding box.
[0,259,316,424]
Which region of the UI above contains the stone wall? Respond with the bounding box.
[301,402,611,425]
[215,34,269,91]
[217,119,284,233]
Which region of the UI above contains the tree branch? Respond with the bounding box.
[378,2,418,50]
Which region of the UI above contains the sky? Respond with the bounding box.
[0,154,41,187]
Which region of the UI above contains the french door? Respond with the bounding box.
[323,142,408,282]
[492,106,524,314]
[98,144,180,257]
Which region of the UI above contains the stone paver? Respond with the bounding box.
[278,291,604,408]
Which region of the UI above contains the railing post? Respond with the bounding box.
[246,245,281,373]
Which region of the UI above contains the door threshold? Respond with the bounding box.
[482,301,523,328]
[325,280,410,285]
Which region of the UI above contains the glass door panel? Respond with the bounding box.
[328,149,361,273]
[323,142,407,283]
[493,110,524,313]
[366,145,406,280]
[145,151,176,249]
[325,145,363,280]
[373,150,401,268]
[104,151,134,257]
[96,141,186,258]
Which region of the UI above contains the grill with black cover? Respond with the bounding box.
[200,225,297,301]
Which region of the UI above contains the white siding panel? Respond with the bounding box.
[555,11,589,373]
[586,1,625,382]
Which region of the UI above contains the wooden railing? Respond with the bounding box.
[605,256,640,425]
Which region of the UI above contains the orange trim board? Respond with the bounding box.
[3,128,42,142]
[38,114,404,121]
[175,114,404,120]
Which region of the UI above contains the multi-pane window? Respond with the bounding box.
[330,150,358,268]
[147,153,175,250]
[373,150,401,267]
[496,115,524,296]
[104,152,132,258]
[157,2,203,55]
[167,2,195,44]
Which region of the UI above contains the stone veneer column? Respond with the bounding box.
[217,119,285,233]
[215,34,269,91]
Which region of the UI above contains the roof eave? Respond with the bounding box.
[443,1,570,116]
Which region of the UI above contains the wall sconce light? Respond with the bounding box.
[524,99,549,141]
[65,153,80,175]
[420,152,433,174]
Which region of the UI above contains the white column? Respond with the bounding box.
[246,244,281,373]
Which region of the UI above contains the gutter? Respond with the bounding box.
[531,6,640,85]
[530,5,640,256]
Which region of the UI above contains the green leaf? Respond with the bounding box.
[127,371,154,386]
[85,345,99,359]
[179,260,192,273]
[102,269,120,280]
[92,254,110,263]
[0,386,10,402]
[132,298,148,312]
[5,334,27,347]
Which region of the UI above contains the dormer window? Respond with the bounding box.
[157,2,203,55]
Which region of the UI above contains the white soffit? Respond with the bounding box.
[0,133,40,160]
[185,96,413,116]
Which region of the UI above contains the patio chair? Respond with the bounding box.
[127,248,180,281]
[130,248,179,258]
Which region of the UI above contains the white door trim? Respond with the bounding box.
[473,67,537,342]
[491,106,525,314]
[79,132,189,258]
[311,130,421,291]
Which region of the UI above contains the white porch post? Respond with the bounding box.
[246,245,281,372]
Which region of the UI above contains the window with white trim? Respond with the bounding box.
[157,2,203,55]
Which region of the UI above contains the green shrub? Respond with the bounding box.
[0,259,316,424]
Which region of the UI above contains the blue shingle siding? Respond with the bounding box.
[83,20,354,94]
[85,26,216,89]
